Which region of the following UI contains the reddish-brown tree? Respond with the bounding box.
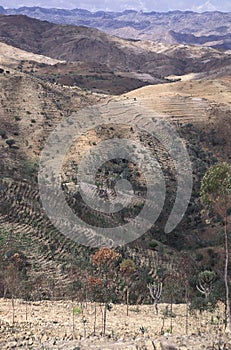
[91,247,120,335]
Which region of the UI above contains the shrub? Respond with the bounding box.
[149,240,159,249]
[0,129,6,138]
[6,139,16,148]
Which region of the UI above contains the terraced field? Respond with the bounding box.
[0,42,230,312]
[125,78,231,126]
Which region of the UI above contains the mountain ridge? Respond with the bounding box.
[1,6,231,49]
[0,14,230,88]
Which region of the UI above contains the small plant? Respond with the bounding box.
[161,308,176,318]
[110,329,115,338]
[106,303,113,311]
[161,328,172,335]
[149,240,159,249]
[82,315,87,337]
[73,306,82,315]
[210,315,220,325]
[72,305,82,337]
[140,326,148,334]
[130,307,140,313]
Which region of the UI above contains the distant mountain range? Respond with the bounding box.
[0,6,231,49]
[0,14,230,85]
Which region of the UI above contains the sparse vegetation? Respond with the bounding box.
[200,162,231,330]
[0,11,230,349]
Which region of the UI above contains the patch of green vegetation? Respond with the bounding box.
[0,229,10,244]
[20,159,38,179]
[73,306,82,315]
[149,240,159,249]
[0,129,6,138]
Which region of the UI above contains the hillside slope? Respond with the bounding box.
[0,15,230,82]
[0,16,230,303]
[2,7,231,49]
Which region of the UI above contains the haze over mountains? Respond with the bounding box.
[0,6,231,49]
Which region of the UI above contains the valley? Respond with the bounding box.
[0,9,230,350]
[1,7,231,49]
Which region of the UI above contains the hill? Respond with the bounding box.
[0,14,230,309]
[1,7,231,49]
[0,41,63,67]
[0,14,230,90]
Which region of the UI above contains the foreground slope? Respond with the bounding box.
[0,299,230,349]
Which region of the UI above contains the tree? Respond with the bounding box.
[147,279,163,315]
[91,247,120,335]
[91,248,120,267]
[179,255,194,336]
[162,272,183,333]
[191,270,218,324]
[87,276,103,335]
[200,162,231,330]
[119,259,136,316]
[5,253,24,326]
[196,270,216,299]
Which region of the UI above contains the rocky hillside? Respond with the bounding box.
[0,14,230,306]
[0,15,230,84]
[1,7,231,49]
[0,56,185,302]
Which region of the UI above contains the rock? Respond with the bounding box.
[143,339,156,349]
[41,334,49,342]
[163,344,178,350]
[153,340,178,350]
[153,340,162,350]
[28,338,33,345]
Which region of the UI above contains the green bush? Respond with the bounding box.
[0,129,6,138]
[6,139,16,148]
[149,240,159,249]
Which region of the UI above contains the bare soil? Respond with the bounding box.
[0,299,230,349]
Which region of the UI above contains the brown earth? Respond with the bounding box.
[0,299,230,350]
[0,17,230,342]
[0,59,230,302]
[3,8,231,50]
[0,15,230,81]
[0,42,64,68]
